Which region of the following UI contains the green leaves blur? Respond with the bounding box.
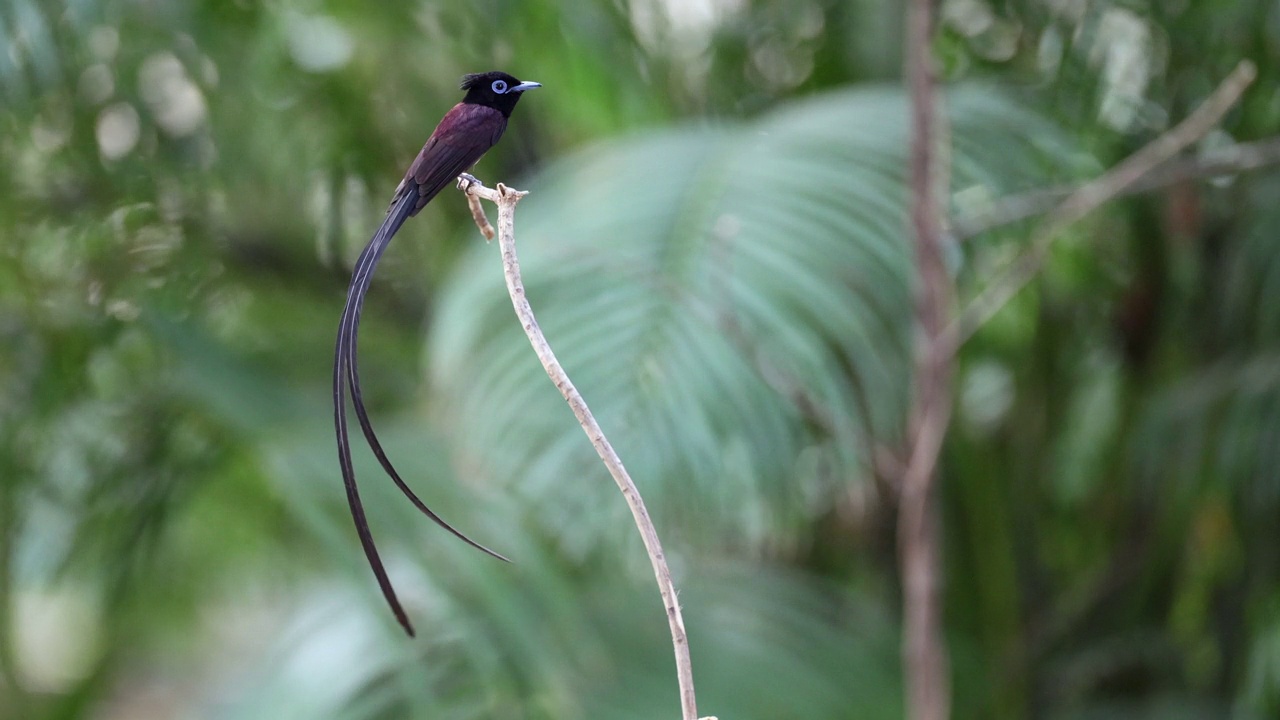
[3,0,1280,719]
[430,86,1067,554]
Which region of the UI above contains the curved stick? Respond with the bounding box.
[458,176,709,720]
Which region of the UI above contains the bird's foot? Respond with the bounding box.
[457,173,484,192]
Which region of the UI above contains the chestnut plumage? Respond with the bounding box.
[333,71,540,636]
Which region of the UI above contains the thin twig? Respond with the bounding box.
[458,177,708,720]
[949,59,1257,350]
[465,190,496,241]
[902,0,952,719]
[952,134,1280,240]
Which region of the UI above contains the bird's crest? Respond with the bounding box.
[460,72,489,90]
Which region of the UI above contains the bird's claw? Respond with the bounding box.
[457,173,483,192]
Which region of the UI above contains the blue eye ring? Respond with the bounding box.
[491,79,508,94]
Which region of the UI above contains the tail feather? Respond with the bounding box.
[334,189,504,636]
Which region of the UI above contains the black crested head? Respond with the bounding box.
[460,71,541,117]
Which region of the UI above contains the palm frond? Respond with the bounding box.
[428,85,1071,552]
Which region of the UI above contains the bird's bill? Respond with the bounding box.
[512,81,542,92]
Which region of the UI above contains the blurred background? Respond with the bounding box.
[2,0,1279,718]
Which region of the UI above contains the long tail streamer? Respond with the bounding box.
[334,190,506,637]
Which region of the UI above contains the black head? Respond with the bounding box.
[460,71,541,117]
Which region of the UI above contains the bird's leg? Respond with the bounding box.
[457,172,484,192]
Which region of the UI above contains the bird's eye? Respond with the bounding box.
[491,80,508,94]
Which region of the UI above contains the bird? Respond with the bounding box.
[334,71,540,636]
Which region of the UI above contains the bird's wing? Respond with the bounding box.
[405,104,508,210]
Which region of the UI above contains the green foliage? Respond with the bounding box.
[1,1,1279,719]
[430,86,1066,556]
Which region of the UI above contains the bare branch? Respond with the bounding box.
[953,134,1280,240]
[902,0,953,719]
[950,59,1257,350]
[464,184,496,241]
[459,176,707,720]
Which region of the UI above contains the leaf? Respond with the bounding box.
[428,84,1071,552]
